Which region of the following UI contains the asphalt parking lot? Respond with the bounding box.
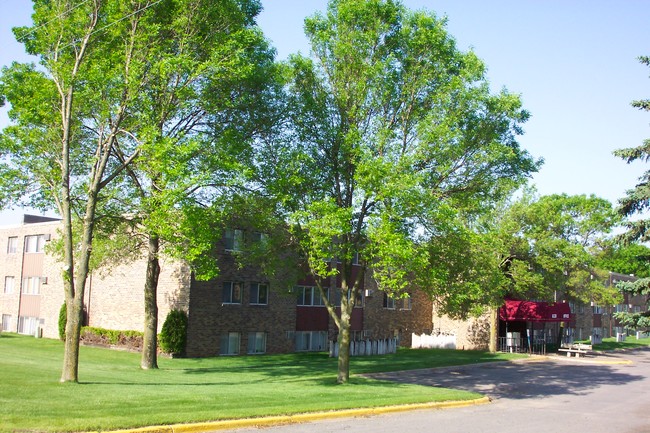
[215,348,650,433]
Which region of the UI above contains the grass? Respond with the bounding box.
[591,335,650,351]
[0,334,523,433]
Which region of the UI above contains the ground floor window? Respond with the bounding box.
[17,316,40,336]
[220,332,240,355]
[295,331,327,352]
[2,314,12,332]
[247,332,267,354]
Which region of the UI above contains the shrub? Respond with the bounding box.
[159,309,187,355]
[58,303,66,341]
[80,327,144,351]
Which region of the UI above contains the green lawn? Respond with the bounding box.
[592,335,650,351]
[0,334,523,432]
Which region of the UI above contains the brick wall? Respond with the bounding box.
[431,309,491,350]
[86,257,190,333]
[362,276,433,348]
[185,251,296,357]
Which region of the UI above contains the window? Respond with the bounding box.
[7,237,18,253]
[222,281,242,304]
[22,277,41,295]
[224,229,243,252]
[17,316,40,336]
[4,276,15,294]
[247,332,267,354]
[2,314,12,332]
[402,295,412,311]
[250,283,268,305]
[251,231,268,244]
[220,332,240,355]
[384,293,396,309]
[25,234,48,253]
[295,331,327,352]
[296,286,328,306]
[383,293,411,310]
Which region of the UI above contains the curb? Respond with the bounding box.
[94,397,491,433]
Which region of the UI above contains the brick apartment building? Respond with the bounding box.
[0,216,433,357]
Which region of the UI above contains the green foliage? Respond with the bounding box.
[596,242,650,278]
[496,192,620,305]
[58,303,66,341]
[159,310,188,355]
[614,55,650,244]
[613,311,650,330]
[80,327,143,346]
[263,0,540,382]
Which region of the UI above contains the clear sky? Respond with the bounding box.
[1,0,649,225]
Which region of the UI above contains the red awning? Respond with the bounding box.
[545,302,572,322]
[500,300,573,322]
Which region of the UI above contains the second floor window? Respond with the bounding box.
[22,277,41,295]
[296,286,328,306]
[25,235,47,253]
[4,276,15,294]
[224,229,243,252]
[250,283,268,305]
[7,237,18,253]
[222,281,242,304]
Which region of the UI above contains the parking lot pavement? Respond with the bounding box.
[366,349,644,401]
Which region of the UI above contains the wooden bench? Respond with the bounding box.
[558,343,592,358]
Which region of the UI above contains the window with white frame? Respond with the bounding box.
[17,316,40,336]
[250,283,268,305]
[222,281,242,304]
[295,331,327,352]
[25,234,47,253]
[4,276,15,294]
[220,332,240,355]
[22,277,41,295]
[2,314,12,332]
[247,332,267,354]
[224,229,243,252]
[7,236,18,253]
[296,286,328,306]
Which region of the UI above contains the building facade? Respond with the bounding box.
[0,216,433,357]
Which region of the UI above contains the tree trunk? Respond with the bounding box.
[141,233,160,370]
[337,304,351,384]
[60,296,84,382]
[488,307,498,353]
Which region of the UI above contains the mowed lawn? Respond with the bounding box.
[0,334,522,432]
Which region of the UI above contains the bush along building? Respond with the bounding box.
[0,216,433,356]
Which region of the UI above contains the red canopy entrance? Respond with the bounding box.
[499,300,573,322]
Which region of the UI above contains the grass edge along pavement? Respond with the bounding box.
[99,397,492,433]
[0,334,520,433]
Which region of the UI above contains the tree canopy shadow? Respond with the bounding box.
[367,351,647,400]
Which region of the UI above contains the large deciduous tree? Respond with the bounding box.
[0,0,157,382]
[108,0,281,370]
[270,0,539,383]
[613,54,650,330]
[498,193,620,305]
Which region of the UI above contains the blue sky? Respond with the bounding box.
[1,0,649,225]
